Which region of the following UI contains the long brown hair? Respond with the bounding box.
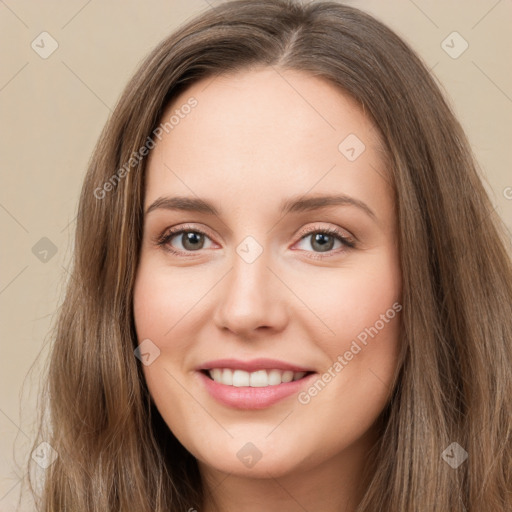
[25,0,512,510]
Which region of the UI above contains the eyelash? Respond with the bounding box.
[156,223,356,260]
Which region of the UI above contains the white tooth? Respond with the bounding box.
[267,369,282,386]
[281,370,294,383]
[209,368,308,386]
[232,369,250,387]
[250,370,268,387]
[221,368,233,385]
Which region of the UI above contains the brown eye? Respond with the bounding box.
[308,232,337,252]
[157,225,215,255]
[176,231,206,251]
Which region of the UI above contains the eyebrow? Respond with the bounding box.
[145,193,376,221]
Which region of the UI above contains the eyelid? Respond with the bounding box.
[295,223,355,244]
[155,223,216,245]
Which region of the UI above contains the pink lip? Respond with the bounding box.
[197,358,314,373]
[197,370,317,410]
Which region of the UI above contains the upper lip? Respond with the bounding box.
[197,358,315,373]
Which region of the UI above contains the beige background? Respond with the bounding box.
[1,0,511,509]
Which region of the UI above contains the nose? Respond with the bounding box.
[212,245,288,338]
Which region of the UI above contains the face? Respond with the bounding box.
[133,66,402,480]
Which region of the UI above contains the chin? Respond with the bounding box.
[193,438,312,479]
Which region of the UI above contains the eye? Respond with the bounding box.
[293,226,355,259]
[156,224,215,255]
[155,223,356,259]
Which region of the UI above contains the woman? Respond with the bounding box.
[28,0,512,510]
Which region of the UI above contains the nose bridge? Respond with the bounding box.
[233,240,269,296]
[213,234,286,334]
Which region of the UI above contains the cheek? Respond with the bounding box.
[133,264,201,433]
[295,249,401,356]
[294,250,402,421]
[133,262,204,349]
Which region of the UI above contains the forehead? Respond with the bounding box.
[145,67,390,217]
[158,66,381,151]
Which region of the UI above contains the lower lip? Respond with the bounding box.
[197,371,316,410]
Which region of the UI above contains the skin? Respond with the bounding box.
[133,66,402,512]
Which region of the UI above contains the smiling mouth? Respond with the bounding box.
[201,368,315,387]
